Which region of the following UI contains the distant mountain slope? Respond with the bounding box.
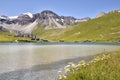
[32,11,120,42]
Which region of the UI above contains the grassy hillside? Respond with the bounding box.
[0,32,14,42]
[0,32,32,42]
[60,50,120,80]
[32,11,120,42]
[32,24,63,41]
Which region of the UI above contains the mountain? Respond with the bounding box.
[0,10,89,34]
[32,10,84,29]
[32,11,120,42]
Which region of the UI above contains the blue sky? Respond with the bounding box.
[0,0,119,18]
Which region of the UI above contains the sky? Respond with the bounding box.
[0,0,120,18]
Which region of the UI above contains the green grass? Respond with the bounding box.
[60,50,120,80]
[32,12,120,42]
[0,35,12,42]
[32,24,63,41]
[0,32,33,42]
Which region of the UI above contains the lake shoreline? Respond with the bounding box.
[0,42,120,46]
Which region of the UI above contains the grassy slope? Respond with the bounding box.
[33,12,120,42]
[0,32,14,42]
[0,32,32,42]
[61,50,120,80]
[32,24,63,41]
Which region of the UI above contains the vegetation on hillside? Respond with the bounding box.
[0,32,32,42]
[59,50,120,80]
[32,11,120,42]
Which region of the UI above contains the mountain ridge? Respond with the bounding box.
[0,10,90,34]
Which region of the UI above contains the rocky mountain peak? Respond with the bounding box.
[33,10,60,20]
[40,10,58,17]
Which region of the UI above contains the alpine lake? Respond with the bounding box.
[0,42,120,80]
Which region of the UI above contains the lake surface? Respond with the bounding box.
[0,43,120,80]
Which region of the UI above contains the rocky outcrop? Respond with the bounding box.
[14,14,33,25]
[75,17,91,23]
[96,12,106,18]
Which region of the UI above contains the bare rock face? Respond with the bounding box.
[0,26,8,32]
[14,14,33,25]
[33,10,60,20]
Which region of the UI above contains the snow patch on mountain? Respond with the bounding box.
[9,16,18,19]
